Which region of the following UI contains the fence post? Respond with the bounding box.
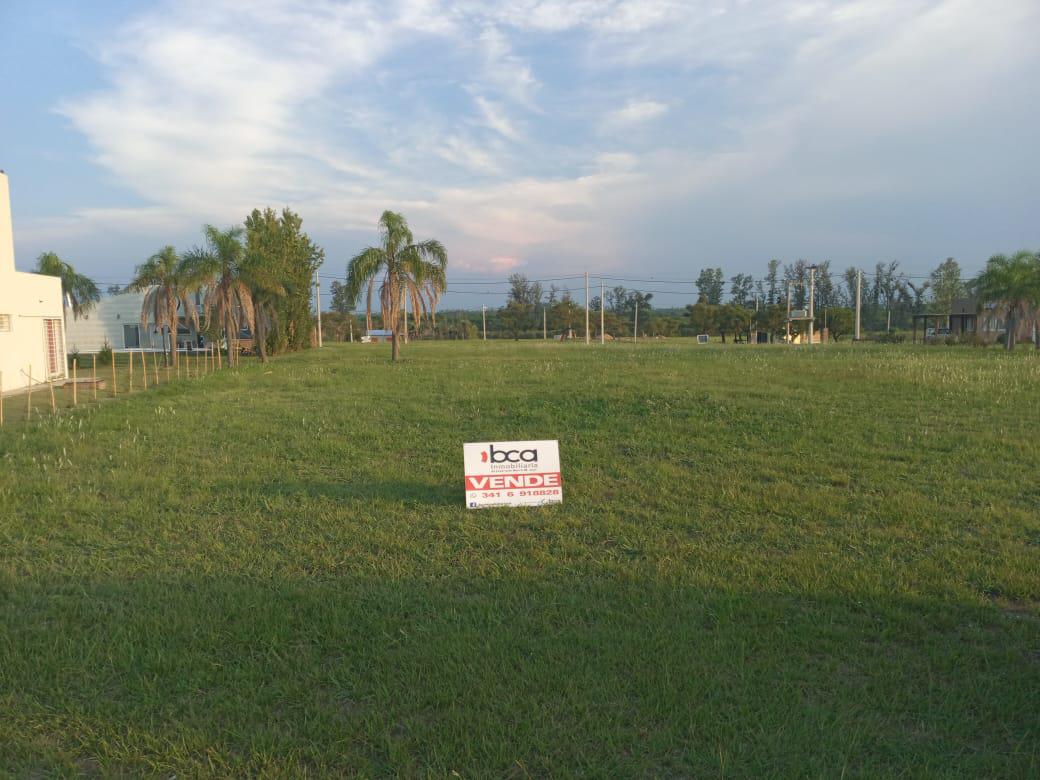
[73,359,78,406]
[141,351,148,389]
[112,356,117,397]
[93,355,98,401]
[128,350,134,392]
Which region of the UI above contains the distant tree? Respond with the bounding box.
[34,252,100,320]
[929,258,966,314]
[696,268,725,304]
[344,211,447,362]
[106,284,126,296]
[765,259,781,304]
[329,280,354,315]
[842,267,861,308]
[686,302,717,337]
[606,286,628,313]
[128,245,194,367]
[627,290,653,315]
[813,261,835,309]
[906,281,930,311]
[729,273,755,307]
[825,307,854,341]
[549,292,581,335]
[970,250,1040,351]
[784,260,808,309]
[872,261,908,331]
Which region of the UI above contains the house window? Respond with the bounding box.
[123,323,141,349]
[0,314,11,332]
[43,318,64,379]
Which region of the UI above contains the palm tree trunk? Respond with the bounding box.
[225,311,235,366]
[1006,315,1015,351]
[391,331,400,362]
[256,310,268,363]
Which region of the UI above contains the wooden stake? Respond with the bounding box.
[141,351,148,389]
[27,366,32,420]
[0,371,4,426]
[152,350,159,385]
[176,355,181,380]
[48,374,56,413]
[217,343,222,369]
[73,359,78,406]
[93,355,98,401]
[112,356,117,397]
[128,350,134,392]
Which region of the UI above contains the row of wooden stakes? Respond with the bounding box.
[0,346,225,426]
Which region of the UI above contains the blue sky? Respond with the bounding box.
[2,0,1039,307]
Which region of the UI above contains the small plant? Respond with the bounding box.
[67,348,80,369]
[96,340,114,366]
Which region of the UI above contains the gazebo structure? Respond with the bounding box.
[912,298,979,344]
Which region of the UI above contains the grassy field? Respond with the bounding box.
[1,341,1038,776]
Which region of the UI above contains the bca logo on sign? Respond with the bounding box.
[463,440,563,508]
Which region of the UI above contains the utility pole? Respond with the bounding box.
[634,300,639,343]
[808,265,816,346]
[585,271,590,345]
[786,281,792,343]
[482,305,487,341]
[600,281,605,345]
[314,271,323,347]
[854,269,862,341]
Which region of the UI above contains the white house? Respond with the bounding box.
[65,289,201,354]
[0,172,67,394]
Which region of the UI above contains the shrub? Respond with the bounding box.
[96,341,114,366]
[67,348,80,368]
[876,331,906,344]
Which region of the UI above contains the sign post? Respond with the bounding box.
[464,440,563,508]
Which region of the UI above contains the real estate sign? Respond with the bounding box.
[463,440,563,508]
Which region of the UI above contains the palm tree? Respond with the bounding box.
[34,252,100,320]
[128,246,196,367]
[345,211,447,362]
[182,225,254,367]
[971,250,1040,350]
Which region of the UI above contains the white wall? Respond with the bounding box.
[65,289,168,354]
[0,172,67,394]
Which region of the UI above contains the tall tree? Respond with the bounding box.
[34,252,100,320]
[182,225,254,367]
[729,273,755,307]
[784,260,808,309]
[329,281,353,315]
[344,211,447,362]
[765,259,781,304]
[244,207,324,357]
[929,257,966,315]
[971,250,1040,350]
[128,245,194,367]
[696,268,725,304]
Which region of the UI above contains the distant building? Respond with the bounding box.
[0,172,67,393]
[361,329,393,344]
[65,288,202,353]
[916,297,1035,344]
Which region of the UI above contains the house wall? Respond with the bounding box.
[65,290,168,353]
[0,172,67,393]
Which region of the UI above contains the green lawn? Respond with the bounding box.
[1,341,1037,776]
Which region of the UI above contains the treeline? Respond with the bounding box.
[36,207,324,365]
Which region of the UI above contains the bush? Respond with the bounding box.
[67,348,80,369]
[875,331,906,344]
[96,341,114,366]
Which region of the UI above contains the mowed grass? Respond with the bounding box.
[1,341,1038,776]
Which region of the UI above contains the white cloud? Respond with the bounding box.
[25,0,1040,287]
[610,99,669,124]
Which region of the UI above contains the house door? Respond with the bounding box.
[44,318,65,379]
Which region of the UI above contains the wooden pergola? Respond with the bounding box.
[911,312,948,344]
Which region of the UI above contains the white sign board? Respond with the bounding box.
[463,440,563,508]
